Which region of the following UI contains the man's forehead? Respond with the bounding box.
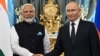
[23,6,34,11]
[66,2,79,9]
[23,5,33,9]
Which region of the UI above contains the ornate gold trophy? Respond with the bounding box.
[40,0,62,34]
[40,1,63,55]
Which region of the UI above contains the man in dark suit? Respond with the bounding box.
[45,1,100,56]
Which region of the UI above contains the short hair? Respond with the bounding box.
[66,1,80,9]
[21,3,35,12]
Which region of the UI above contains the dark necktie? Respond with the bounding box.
[71,23,75,44]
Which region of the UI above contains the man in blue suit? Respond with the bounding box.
[45,1,100,56]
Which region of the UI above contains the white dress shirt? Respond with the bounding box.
[69,18,80,37]
[10,26,50,56]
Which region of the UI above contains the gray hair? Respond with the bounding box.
[67,1,80,9]
[21,3,35,12]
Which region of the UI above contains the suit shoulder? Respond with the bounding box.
[34,22,44,27]
[14,22,22,26]
[59,23,69,30]
[81,20,94,25]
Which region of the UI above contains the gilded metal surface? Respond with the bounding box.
[40,0,62,34]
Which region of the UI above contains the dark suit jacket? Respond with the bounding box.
[46,20,100,56]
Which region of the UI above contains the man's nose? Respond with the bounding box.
[27,12,31,14]
[69,11,73,15]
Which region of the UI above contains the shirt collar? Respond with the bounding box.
[70,18,80,25]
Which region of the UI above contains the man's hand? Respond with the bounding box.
[33,54,44,56]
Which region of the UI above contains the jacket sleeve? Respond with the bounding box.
[45,28,64,56]
[89,23,100,56]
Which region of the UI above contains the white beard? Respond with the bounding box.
[24,17,34,23]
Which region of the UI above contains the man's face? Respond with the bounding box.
[22,5,35,23]
[66,2,80,22]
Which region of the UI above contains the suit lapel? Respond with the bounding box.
[64,22,70,39]
[63,23,72,50]
[73,20,84,46]
[63,23,71,41]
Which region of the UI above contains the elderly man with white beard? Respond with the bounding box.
[10,3,50,56]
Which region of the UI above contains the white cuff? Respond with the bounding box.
[28,53,33,56]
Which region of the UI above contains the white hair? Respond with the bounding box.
[21,3,35,12]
